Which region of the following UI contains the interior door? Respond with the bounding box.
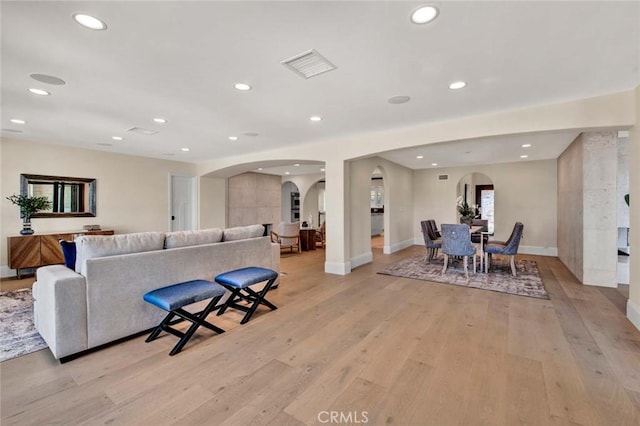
[170,175,197,231]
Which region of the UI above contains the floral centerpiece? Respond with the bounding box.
[456,196,475,225]
[6,194,52,235]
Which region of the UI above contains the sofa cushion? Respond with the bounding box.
[222,224,265,242]
[164,228,223,249]
[75,232,165,274]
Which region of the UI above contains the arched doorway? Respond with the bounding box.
[457,172,494,233]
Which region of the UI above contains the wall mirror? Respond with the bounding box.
[21,174,96,217]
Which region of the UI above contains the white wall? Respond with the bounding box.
[414,159,558,255]
[1,138,196,275]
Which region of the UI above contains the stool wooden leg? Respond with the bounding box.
[240,278,277,324]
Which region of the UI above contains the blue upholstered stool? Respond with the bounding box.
[215,267,278,324]
[143,279,226,356]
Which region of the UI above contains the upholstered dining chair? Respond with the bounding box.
[420,220,442,262]
[441,224,477,278]
[270,222,301,253]
[484,222,524,276]
[427,219,441,239]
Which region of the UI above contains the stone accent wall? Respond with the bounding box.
[557,131,619,287]
[227,172,281,228]
[558,134,584,282]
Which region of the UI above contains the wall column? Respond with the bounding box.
[582,132,618,287]
[627,86,640,330]
[324,159,351,275]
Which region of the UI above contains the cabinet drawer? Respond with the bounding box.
[8,236,41,269]
[41,234,74,265]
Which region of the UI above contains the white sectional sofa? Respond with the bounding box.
[32,224,280,360]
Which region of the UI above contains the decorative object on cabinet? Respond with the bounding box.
[6,193,52,235]
[8,229,114,278]
[20,174,96,217]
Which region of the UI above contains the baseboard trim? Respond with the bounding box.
[518,245,558,257]
[385,239,415,255]
[627,299,640,332]
[325,261,351,275]
[1,265,16,279]
[351,251,373,269]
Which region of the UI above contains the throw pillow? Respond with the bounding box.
[59,239,76,270]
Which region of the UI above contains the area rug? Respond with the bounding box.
[1,289,48,362]
[378,255,549,299]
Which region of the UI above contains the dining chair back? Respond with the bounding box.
[420,220,442,262]
[441,224,477,278]
[484,222,524,276]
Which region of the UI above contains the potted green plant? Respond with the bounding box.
[456,196,475,225]
[6,194,52,235]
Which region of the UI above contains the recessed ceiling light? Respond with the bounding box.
[522,144,532,148]
[111,136,123,141]
[388,95,411,104]
[431,163,438,166]
[520,155,528,159]
[294,164,300,167]
[416,155,424,159]
[181,147,190,152]
[410,6,439,24]
[310,116,322,122]
[228,136,239,141]
[234,83,251,91]
[28,88,50,96]
[258,168,263,171]
[30,73,66,85]
[73,13,107,30]
[285,171,291,175]
[449,81,467,90]
[153,118,167,124]
[10,119,26,124]
[321,168,325,172]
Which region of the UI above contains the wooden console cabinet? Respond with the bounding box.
[8,230,114,278]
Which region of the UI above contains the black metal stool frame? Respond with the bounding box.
[146,295,225,356]
[217,277,278,324]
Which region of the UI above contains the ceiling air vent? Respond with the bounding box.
[438,174,449,181]
[281,49,337,79]
[128,127,158,136]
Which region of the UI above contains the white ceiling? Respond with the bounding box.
[2,1,638,174]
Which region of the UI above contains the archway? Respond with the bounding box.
[457,172,494,233]
[302,179,325,229]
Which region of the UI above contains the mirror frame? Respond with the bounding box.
[21,173,97,218]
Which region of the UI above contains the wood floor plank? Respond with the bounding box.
[506,354,553,425]
[2,248,640,425]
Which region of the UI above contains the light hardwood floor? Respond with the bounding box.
[2,246,640,425]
